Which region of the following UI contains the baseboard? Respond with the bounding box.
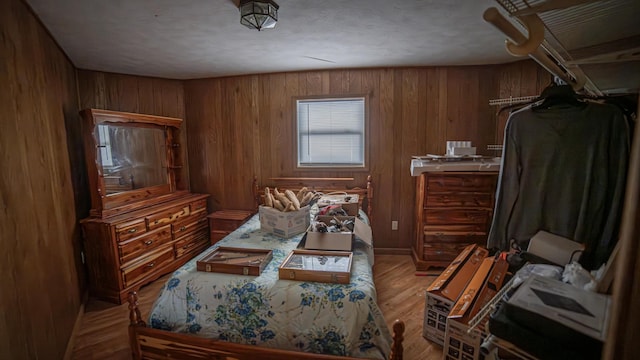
[374,248,412,255]
[64,291,88,360]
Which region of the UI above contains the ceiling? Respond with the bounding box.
[26,0,640,93]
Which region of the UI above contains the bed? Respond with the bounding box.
[127,176,405,360]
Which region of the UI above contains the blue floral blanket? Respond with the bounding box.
[148,212,392,359]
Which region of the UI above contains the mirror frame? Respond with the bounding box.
[81,109,186,218]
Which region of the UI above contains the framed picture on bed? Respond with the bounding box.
[196,247,273,276]
[279,249,353,284]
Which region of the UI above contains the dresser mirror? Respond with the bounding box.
[97,124,168,194]
[81,109,187,218]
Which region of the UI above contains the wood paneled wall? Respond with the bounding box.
[75,63,547,250]
[0,0,81,358]
[76,70,189,189]
[183,66,501,249]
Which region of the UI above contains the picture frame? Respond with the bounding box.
[197,246,273,276]
[278,249,353,284]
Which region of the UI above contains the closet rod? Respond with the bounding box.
[483,7,582,90]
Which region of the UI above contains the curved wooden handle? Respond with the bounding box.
[505,14,545,56]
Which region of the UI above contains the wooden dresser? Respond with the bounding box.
[79,109,211,304]
[207,209,254,244]
[412,171,498,271]
[81,193,210,304]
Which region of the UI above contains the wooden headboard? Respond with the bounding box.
[253,175,373,219]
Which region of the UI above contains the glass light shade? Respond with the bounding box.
[240,0,279,31]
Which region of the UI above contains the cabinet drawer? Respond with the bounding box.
[172,209,208,237]
[208,210,254,232]
[146,205,190,229]
[423,242,473,262]
[426,193,493,208]
[118,225,172,265]
[210,231,228,244]
[190,199,207,213]
[174,229,209,259]
[115,219,147,242]
[423,233,487,244]
[425,209,491,225]
[121,247,174,288]
[424,224,488,233]
[426,174,497,193]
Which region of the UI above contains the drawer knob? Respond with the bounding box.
[144,240,153,246]
[154,220,159,224]
[179,226,187,232]
[127,228,137,234]
[146,262,155,268]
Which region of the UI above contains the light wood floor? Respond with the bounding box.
[71,254,443,360]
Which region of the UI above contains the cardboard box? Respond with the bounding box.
[259,205,310,238]
[317,193,360,216]
[423,244,488,345]
[506,275,611,343]
[303,215,372,251]
[443,257,509,360]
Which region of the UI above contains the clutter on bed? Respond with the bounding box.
[278,249,353,284]
[196,247,272,276]
[258,204,310,238]
[303,215,372,251]
[317,192,360,216]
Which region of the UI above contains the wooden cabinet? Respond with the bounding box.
[412,172,498,271]
[79,109,210,304]
[207,210,254,244]
[81,194,210,304]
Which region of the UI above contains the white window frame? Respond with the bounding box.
[295,96,368,170]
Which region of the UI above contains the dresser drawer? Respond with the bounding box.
[146,204,190,229]
[174,229,209,259]
[425,193,493,208]
[426,174,497,193]
[118,225,172,265]
[190,199,207,213]
[172,209,208,237]
[423,233,487,244]
[121,247,174,287]
[425,209,491,225]
[424,223,488,233]
[115,219,147,242]
[423,242,473,262]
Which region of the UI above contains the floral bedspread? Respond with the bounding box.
[148,211,392,359]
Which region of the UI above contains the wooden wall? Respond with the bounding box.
[76,70,188,188]
[75,63,548,251]
[0,0,82,358]
[183,66,500,249]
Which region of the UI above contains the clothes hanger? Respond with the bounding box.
[531,83,586,111]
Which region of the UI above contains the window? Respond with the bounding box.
[296,97,366,168]
[97,124,114,167]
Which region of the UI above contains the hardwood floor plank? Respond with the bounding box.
[71,255,443,359]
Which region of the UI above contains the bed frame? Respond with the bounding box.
[253,175,374,220]
[128,175,405,360]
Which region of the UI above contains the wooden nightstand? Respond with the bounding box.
[207,210,254,244]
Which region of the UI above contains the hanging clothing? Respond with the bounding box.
[487,101,630,270]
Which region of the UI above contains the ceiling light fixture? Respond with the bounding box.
[239,0,279,31]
